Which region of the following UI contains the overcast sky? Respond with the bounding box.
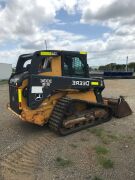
[0,0,135,66]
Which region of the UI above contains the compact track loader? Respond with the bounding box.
[8,50,132,135]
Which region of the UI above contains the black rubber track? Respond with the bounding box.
[48,97,113,136]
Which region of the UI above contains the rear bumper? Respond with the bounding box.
[7,103,22,120]
[7,103,45,126]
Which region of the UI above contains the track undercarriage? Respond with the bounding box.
[49,97,113,135]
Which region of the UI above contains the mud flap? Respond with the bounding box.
[104,96,132,118]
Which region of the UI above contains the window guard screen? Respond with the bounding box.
[63,55,86,77]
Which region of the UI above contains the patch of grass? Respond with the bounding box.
[80,137,88,142]
[90,127,119,144]
[90,128,110,144]
[119,135,133,142]
[101,134,119,144]
[89,127,133,145]
[93,176,103,180]
[126,135,133,140]
[107,134,118,141]
[100,136,111,144]
[55,157,73,167]
[69,143,78,148]
[94,145,109,155]
[98,157,114,169]
[0,80,8,85]
[90,128,104,137]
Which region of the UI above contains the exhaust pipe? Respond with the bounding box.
[103,96,132,118]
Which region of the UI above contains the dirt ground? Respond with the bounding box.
[0,79,135,180]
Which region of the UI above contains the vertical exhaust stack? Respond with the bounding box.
[103,96,132,118]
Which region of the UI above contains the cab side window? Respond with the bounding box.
[63,57,72,75]
[72,57,85,75]
[23,59,32,72]
[38,57,52,72]
[63,55,86,77]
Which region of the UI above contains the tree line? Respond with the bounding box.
[98,62,135,72]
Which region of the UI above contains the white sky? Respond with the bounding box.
[0,0,135,66]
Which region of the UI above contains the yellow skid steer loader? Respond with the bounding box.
[8,50,132,135]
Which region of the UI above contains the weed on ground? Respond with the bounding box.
[98,156,114,169]
[69,143,78,148]
[55,157,73,168]
[89,127,121,144]
[80,137,89,142]
[93,176,103,180]
[94,145,109,155]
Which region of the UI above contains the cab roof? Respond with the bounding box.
[20,50,87,58]
[35,50,87,55]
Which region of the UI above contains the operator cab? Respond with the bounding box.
[10,50,89,85]
[9,51,90,99]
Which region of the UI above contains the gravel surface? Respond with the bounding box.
[0,79,135,180]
